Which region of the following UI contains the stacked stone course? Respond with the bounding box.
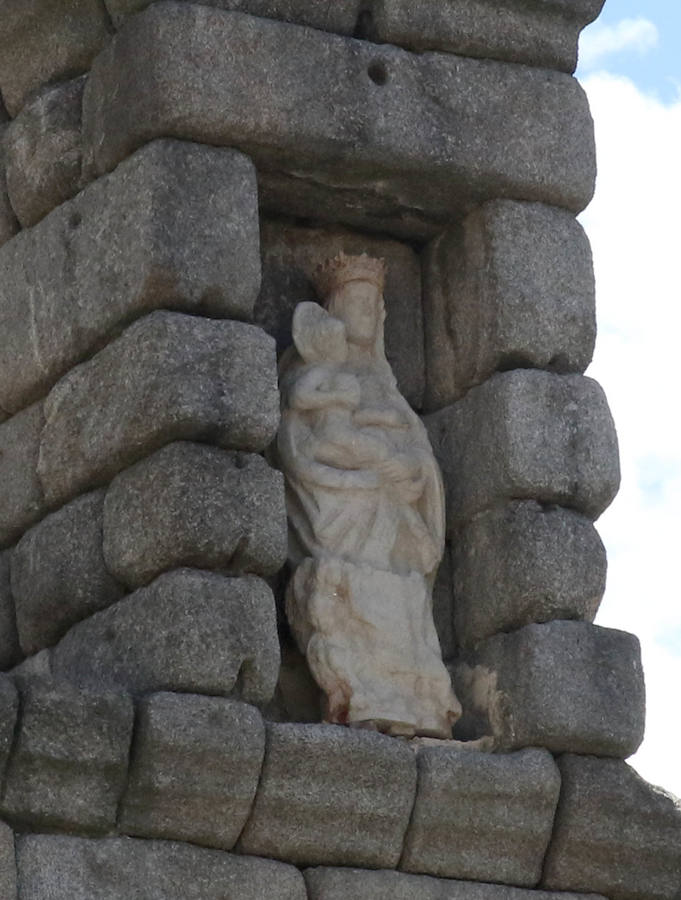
[0,0,679,898]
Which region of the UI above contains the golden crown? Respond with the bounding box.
[313,252,386,299]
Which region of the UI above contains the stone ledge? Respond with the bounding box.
[83,4,596,239]
[0,138,260,417]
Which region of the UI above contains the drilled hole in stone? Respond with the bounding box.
[69,211,82,229]
[368,60,388,85]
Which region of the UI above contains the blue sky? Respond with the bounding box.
[576,2,681,797]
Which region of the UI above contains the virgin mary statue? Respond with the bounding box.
[277,252,461,738]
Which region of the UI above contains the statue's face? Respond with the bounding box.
[332,280,381,347]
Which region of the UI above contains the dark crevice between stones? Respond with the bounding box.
[114,697,142,833]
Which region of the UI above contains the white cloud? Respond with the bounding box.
[580,71,681,799]
[579,17,659,70]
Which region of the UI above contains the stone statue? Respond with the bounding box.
[277,252,461,738]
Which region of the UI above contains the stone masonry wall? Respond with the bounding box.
[0,1,679,898]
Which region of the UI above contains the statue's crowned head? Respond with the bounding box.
[314,252,387,351]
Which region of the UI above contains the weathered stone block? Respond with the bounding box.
[38,312,279,507]
[0,0,111,116]
[452,501,606,649]
[401,746,560,885]
[83,4,596,240]
[0,677,19,781]
[120,693,265,849]
[0,139,260,416]
[543,755,681,900]
[103,442,286,589]
[4,77,85,228]
[257,220,425,409]
[1,681,133,834]
[11,490,125,656]
[422,202,596,410]
[0,821,16,900]
[368,0,606,73]
[239,723,416,867]
[0,124,19,250]
[0,404,46,549]
[425,371,620,531]
[305,867,608,899]
[0,552,21,670]
[51,569,280,706]
[17,835,307,900]
[452,621,645,757]
[105,0,362,33]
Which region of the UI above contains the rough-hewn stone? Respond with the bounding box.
[38,312,279,507]
[401,746,560,885]
[0,0,112,116]
[425,371,620,532]
[1,681,133,834]
[17,835,307,900]
[103,442,286,588]
[367,0,606,73]
[0,404,46,549]
[0,124,19,250]
[305,867,608,899]
[0,139,260,416]
[0,677,19,780]
[422,202,596,410]
[4,77,85,228]
[543,754,681,900]
[105,0,362,33]
[0,821,16,900]
[83,4,596,240]
[452,621,645,757]
[257,220,425,409]
[452,501,606,649]
[239,723,416,867]
[11,490,125,656]
[51,569,280,706]
[0,552,21,671]
[120,693,265,849]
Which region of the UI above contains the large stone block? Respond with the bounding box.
[1,681,133,834]
[0,821,16,900]
[105,0,362,33]
[83,4,596,240]
[4,77,85,228]
[424,371,620,531]
[11,490,125,656]
[0,0,111,116]
[0,139,260,416]
[0,404,46,549]
[304,867,608,899]
[239,723,416,867]
[543,754,681,900]
[103,442,286,589]
[257,220,425,409]
[401,746,560,885]
[51,569,280,706]
[17,835,307,900]
[120,693,265,849]
[422,202,596,410]
[452,621,645,757]
[0,677,19,781]
[0,552,21,670]
[38,312,279,508]
[452,501,607,649]
[367,0,606,73]
[0,124,19,250]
